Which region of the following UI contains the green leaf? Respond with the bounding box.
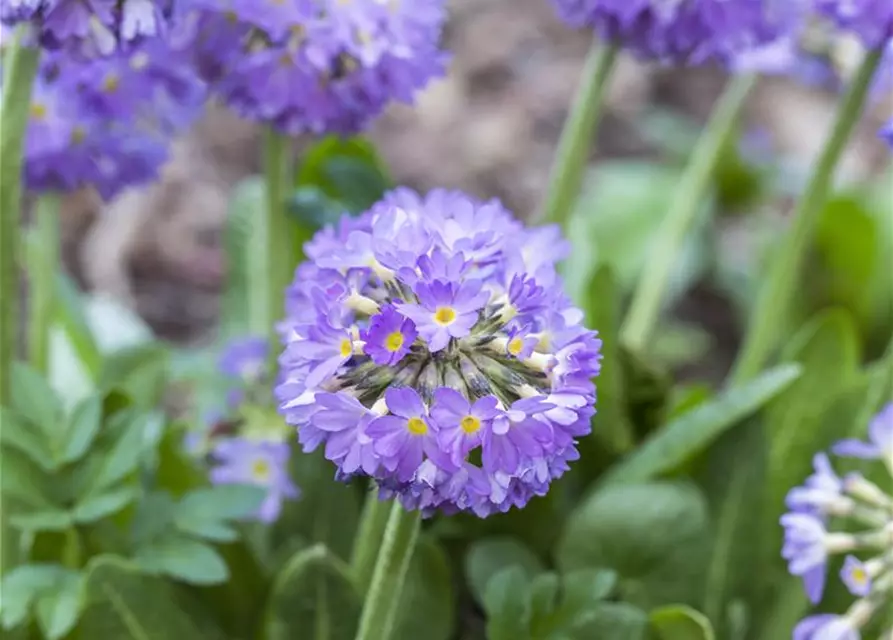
[10,362,62,435]
[72,486,139,523]
[0,407,56,471]
[134,535,229,585]
[272,448,360,560]
[571,603,648,640]
[54,273,102,380]
[599,363,801,486]
[131,491,177,546]
[76,556,209,638]
[10,510,72,532]
[34,570,83,640]
[531,569,619,637]
[62,395,102,462]
[392,536,454,640]
[557,482,710,609]
[83,411,155,496]
[0,564,72,630]
[175,484,266,525]
[0,450,53,508]
[650,605,715,640]
[99,344,169,410]
[620,346,673,442]
[483,567,532,640]
[264,544,361,640]
[465,536,544,607]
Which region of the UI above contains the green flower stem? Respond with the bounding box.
[0,31,40,405]
[730,47,884,384]
[350,495,392,596]
[354,502,421,640]
[28,194,61,376]
[542,41,618,228]
[620,73,756,354]
[263,128,294,369]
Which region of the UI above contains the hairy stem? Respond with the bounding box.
[350,495,392,596]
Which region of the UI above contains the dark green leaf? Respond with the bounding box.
[72,486,139,523]
[599,363,801,486]
[528,573,561,635]
[393,536,454,640]
[0,564,72,630]
[83,411,155,495]
[264,544,361,640]
[10,510,72,532]
[99,344,169,410]
[134,535,229,585]
[620,346,673,442]
[0,408,56,471]
[571,603,648,640]
[62,395,102,463]
[34,571,83,640]
[175,485,266,524]
[650,605,715,640]
[465,536,544,607]
[483,567,532,640]
[10,362,62,435]
[76,556,210,638]
[0,450,54,508]
[558,482,710,609]
[131,491,177,546]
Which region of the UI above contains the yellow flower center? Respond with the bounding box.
[29,102,47,120]
[70,126,87,144]
[851,567,867,584]
[407,417,428,435]
[460,415,481,434]
[340,338,353,358]
[251,459,271,482]
[434,307,456,326]
[103,73,120,92]
[507,337,524,356]
[385,331,404,352]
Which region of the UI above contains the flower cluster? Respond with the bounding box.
[276,188,602,517]
[813,0,893,49]
[190,337,299,523]
[19,36,205,199]
[0,0,174,56]
[179,0,448,134]
[548,0,805,65]
[782,403,893,639]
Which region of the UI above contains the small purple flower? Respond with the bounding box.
[833,402,893,464]
[785,453,848,517]
[781,511,831,603]
[397,280,489,352]
[504,325,538,360]
[483,398,555,475]
[840,556,872,597]
[793,614,859,640]
[218,336,268,382]
[284,319,354,389]
[813,0,893,49]
[210,438,299,523]
[881,118,893,148]
[431,388,499,465]
[362,306,417,366]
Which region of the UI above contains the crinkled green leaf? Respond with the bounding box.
[62,395,102,463]
[98,344,169,410]
[131,491,177,546]
[600,363,801,486]
[483,567,532,640]
[650,605,715,640]
[465,536,544,607]
[134,535,229,586]
[72,486,139,524]
[264,544,361,640]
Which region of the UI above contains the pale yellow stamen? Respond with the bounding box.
[340,338,353,358]
[251,459,271,482]
[407,417,428,435]
[103,73,120,92]
[29,103,47,120]
[507,337,524,356]
[434,307,456,326]
[460,415,481,434]
[385,331,404,352]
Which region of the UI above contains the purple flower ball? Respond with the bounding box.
[276,188,602,517]
[549,0,805,65]
[180,0,449,135]
[1,0,175,57]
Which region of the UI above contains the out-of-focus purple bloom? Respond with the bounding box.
[813,0,893,48]
[785,453,850,518]
[548,0,806,65]
[362,305,417,366]
[1,0,174,56]
[881,118,893,147]
[218,336,268,382]
[181,0,448,135]
[833,402,893,465]
[781,511,832,603]
[210,438,299,523]
[839,556,873,597]
[18,37,205,199]
[277,188,602,517]
[793,615,859,640]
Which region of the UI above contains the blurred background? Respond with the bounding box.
[53,0,893,382]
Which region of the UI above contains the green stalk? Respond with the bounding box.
[28,194,61,375]
[354,502,421,640]
[263,128,294,369]
[620,73,756,354]
[731,47,884,384]
[0,30,40,405]
[541,41,618,228]
[350,495,391,596]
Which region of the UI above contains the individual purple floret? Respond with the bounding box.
[881,118,893,147]
[180,0,448,135]
[276,188,602,517]
[0,0,174,56]
[210,438,299,523]
[218,336,268,383]
[813,0,893,48]
[548,0,806,65]
[19,36,205,199]
[782,403,893,635]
